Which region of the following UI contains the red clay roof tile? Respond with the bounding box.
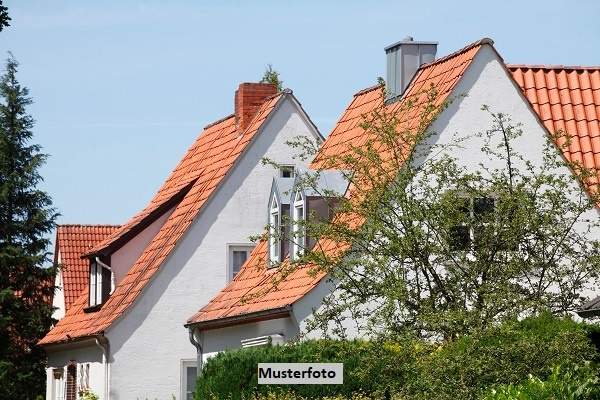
[40,90,284,346]
[55,225,120,312]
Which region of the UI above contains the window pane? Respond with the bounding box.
[449,225,470,251]
[186,366,197,400]
[474,197,495,216]
[280,166,294,178]
[89,263,97,306]
[232,250,248,277]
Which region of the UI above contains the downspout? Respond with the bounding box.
[94,336,110,400]
[188,327,203,376]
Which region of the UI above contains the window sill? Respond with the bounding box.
[83,304,103,313]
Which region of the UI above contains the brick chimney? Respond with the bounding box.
[235,83,278,131]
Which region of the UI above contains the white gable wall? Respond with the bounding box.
[51,251,65,321]
[197,45,600,349]
[105,96,319,400]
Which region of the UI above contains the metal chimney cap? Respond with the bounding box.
[384,38,438,52]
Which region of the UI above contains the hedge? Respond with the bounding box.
[195,314,599,400]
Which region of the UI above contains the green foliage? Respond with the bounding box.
[0,0,9,32]
[196,339,418,400]
[79,389,100,400]
[284,84,600,340]
[196,315,598,400]
[407,313,597,400]
[0,54,58,399]
[261,64,283,92]
[483,364,600,400]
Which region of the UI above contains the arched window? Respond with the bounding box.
[292,191,305,259]
[269,196,280,262]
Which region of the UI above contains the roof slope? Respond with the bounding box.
[56,225,120,311]
[187,39,489,327]
[40,91,285,345]
[508,65,600,175]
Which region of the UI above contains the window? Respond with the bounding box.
[89,258,112,307]
[280,165,295,178]
[181,360,197,400]
[449,196,496,251]
[228,244,254,281]
[292,191,305,259]
[269,196,281,263]
[52,368,65,400]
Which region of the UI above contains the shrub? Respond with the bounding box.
[482,363,600,400]
[196,339,420,400]
[407,313,598,400]
[196,314,598,400]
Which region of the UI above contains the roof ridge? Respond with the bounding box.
[353,83,384,97]
[203,113,235,130]
[58,224,121,228]
[421,37,494,68]
[507,64,600,71]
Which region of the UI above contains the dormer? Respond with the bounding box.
[87,256,113,310]
[289,169,348,261]
[267,177,295,264]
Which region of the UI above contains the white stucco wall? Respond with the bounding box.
[104,96,320,400]
[196,44,600,348]
[201,317,299,362]
[45,342,105,400]
[52,251,65,321]
[111,206,175,285]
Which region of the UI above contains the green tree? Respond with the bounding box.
[282,85,600,340]
[0,55,57,399]
[261,64,283,92]
[0,0,10,32]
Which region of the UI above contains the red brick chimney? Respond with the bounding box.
[234,83,278,131]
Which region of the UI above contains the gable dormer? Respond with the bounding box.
[267,177,295,264]
[289,169,348,261]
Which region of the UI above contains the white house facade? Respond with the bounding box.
[40,82,322,400]
[186,38,600,362]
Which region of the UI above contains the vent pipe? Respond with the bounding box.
[385,36,437,101]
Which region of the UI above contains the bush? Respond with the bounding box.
[407,313,598,400]
[482,363,600,400]
[196,314,598,400]
[196,339,420,400]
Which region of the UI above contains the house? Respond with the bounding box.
[52,225,121,321]
[185,38,600,363]
[39,82,323,400]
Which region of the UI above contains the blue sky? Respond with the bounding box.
[2,0,599,226]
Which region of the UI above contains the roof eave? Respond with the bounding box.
[186,306,292,331]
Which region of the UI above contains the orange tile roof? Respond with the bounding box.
[187,39,490,327]
[40,90,285,346]
[508,65,600,175]
[55,225,120,311]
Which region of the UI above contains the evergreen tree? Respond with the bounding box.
[0,0,10,32]
[0,55,57,399]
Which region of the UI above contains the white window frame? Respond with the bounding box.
[279,165,295,178]
[180,359,197,400]
[89,261,101,306]
[292,190,305,259]
[52,367,66,400]
[227,244,254,282]
[269,196,281,263]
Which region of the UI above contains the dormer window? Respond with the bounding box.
[88,257,112,308]
[291,191,305,259]
[269,196,280,263]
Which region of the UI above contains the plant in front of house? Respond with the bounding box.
[0,54,58,399]
[79,388,99,400]
[280,83,600,340]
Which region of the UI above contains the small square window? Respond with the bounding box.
[228,244,255,281]
[280,166,295,178]
[473,197,495,217]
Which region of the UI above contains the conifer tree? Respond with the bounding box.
[0,54,57,399]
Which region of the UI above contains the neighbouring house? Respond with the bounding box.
[52,225,121,321]
[185,37,600,364]
[39,82,323,400]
